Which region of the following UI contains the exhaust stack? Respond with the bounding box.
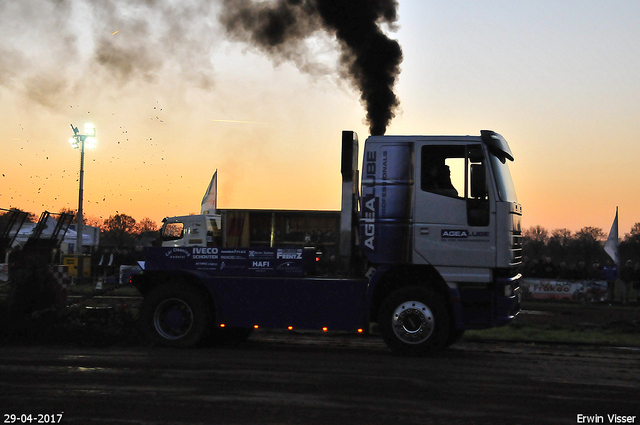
[340,131,359,262]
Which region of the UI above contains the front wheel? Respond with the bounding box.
[139,283,212,348]
[379,286,450,356]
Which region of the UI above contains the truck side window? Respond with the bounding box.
[467,145,490,227]
[421,146,465,199]
[421,145,490,227]
[162,222,184,241]
[207,218,222,246]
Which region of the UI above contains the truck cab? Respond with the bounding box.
[360,130,521,273]
[359,130,522,333]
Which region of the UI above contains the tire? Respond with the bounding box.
[379,286,450,356]
[140,283,212,348]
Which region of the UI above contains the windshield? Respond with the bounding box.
[489,154,518,202]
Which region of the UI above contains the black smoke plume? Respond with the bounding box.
[220,0,403,136]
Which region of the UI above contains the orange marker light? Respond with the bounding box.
[254,325,259,329]
[357,328,364,333]
[322,327,328,332]
[220,324,225,328]
[287,326,293,330]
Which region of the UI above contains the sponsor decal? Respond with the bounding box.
[276,262,296,270]
[362,149,378,251]
[276,261,304,275]
[365,266,377,279]
[249,250,275,259]
[441,229,490,240]
[165,248,191,259]
[365,150,376,175]
[362,195,377,250]
[249,258,274,273]
[192,247,218,253]
[220,249,247,260]
[192,247,218,259]
[157,246,305,277]
[277,249,302,260]
[442,230,468,238]
[381,150,388,217]
[522,279,607,302]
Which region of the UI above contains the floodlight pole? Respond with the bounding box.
[70,124,95,281]
[77,134,85,261]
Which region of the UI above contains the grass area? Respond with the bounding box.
[464,322,640,347]
[521,299,640,312]
[464,298,640,347]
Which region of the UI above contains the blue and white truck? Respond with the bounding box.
[133,130,522,355]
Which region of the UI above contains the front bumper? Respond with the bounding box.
[450,273,521,330]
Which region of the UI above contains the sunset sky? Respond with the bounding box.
[2,0,639,236]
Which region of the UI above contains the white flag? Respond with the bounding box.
[200,170,217,214]
[604,207,619,266]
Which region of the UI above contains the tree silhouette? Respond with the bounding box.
[523,225,549,259]
[572,227,606,266]
[620,222,640,264]
[136,217,158,233]
[101,214,137,248]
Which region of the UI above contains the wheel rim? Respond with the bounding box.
[153,298,194,340]
[391,300,435,344]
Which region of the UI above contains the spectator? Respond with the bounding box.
[525,258,540,277]
[619,260,634,304]
[575,261,589,280]
[564,263,579,281]
[557,262,568,280]
[588,262,601,280]
[634,262,640,303]
[540,257,557,279]
[518,256,529,277]
[601,260,618,302]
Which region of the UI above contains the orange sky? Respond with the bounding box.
[2,1,640,238]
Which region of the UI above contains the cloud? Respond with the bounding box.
[0,0,219,109]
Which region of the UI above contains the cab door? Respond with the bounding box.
[412,143,496,272]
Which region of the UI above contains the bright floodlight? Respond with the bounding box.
[69,123,97,149]
[84,123,96,137]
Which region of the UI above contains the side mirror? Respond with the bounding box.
[470,164,487,199]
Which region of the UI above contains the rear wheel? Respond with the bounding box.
[379,286,450,356]
[140,283,212,348]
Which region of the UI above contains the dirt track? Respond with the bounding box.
[1,333,638,425]
[1,293,639,424]
[516,300,640,328]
